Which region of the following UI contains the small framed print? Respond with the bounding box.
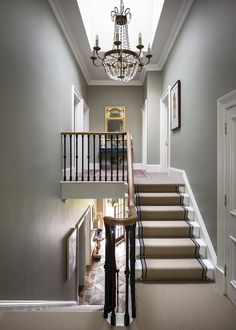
[171,80,181,130]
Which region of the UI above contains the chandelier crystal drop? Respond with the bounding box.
[90,0,152,82]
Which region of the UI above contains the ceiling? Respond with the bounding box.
[48,0,194,86]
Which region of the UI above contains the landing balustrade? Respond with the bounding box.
[61,132,127,182]
[61,130,137,326]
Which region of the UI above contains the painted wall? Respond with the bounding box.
[88,86,143,163]
[162,0,236,249]
[0,0,94,300]
[145,72,162,164]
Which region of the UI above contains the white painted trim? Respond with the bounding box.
[142,99,148,168]
[0,300,77,309]
[48,0,91,83]
[215,266,226,295]
[157,0,195,70]
[169,167,217,266]
[217,88,236,295]
[72,85,82,132]
[160,86,171,171]
[61,181,127,199]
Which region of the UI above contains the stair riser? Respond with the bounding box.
[138,247,197,258]
[139,197,181,206]
[140,211,185,220]
[140,227,191,238]
[136,185,183,193]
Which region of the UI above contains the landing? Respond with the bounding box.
[134,172,185,185]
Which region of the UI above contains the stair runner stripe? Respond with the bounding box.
[135,181,208,281]
[197,258,207,279]
[141,257,147,280]
[190,237,200,258]
[186,219,194,237]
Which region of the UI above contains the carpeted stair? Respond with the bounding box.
[135,181,214,281]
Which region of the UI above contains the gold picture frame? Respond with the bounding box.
[104,106,126,132]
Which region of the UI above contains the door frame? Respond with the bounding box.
[142,99,148,169]
[217,88,236,295]
[160,86,171,171]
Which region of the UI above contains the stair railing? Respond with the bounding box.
[61,132,127,182]
[103,130,137,326]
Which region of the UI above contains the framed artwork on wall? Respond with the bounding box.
[170,80,181,130]
[67,228,77,280]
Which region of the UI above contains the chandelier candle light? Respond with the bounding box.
[90,0,152,82]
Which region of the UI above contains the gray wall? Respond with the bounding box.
[0,0,94,300]
[145,72,162,164]
[162,0,236,249]
[88,86,143,163]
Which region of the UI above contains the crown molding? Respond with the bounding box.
[156,0,195,70]
[89,80,143,86]
[48,0,91,84]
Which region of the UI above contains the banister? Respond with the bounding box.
[61,131,127,136]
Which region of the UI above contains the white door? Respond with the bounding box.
[142,99,148,168]
[226,106,236,306]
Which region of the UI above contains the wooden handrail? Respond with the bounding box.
[61,131,127,136]
[103,130,137,227]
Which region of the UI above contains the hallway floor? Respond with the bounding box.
[1,283,236,330]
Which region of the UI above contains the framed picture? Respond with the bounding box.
[67,228,77,280]
[170,80,181,130]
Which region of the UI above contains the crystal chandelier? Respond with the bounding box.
[90,0,153,82]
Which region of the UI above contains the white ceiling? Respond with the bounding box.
[77,0,165,51]
[48,0,195,85]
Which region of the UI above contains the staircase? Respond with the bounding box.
[135,180,214,281]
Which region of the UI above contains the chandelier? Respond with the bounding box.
[90,0,152,82]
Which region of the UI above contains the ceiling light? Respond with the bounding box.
[90,0,152,82]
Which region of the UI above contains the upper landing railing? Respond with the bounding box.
[61,130,137,326]
[61,131,127,182]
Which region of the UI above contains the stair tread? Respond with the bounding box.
[142,238,196,247]
[138,258,202,268]
[141,220,190,228]
[137,192,180,198]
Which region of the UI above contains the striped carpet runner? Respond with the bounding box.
[135,182,207,281]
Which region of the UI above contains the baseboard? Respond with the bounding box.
[0,300,77,310]
[215,266,226,295]
[169,167,217,267]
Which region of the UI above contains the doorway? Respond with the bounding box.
[72,85,89,171]
[217,89,236,306]
[142,99,148,169]
[160,86,171,171]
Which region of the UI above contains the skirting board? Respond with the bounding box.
[0,300,77,310]
[169,167,217,266]
[215,266,226,295]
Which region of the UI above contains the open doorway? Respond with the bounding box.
[142,99,148,169]
[78,199,125,310]
[160,86,171,171]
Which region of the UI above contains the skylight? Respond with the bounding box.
[77,0,165,51]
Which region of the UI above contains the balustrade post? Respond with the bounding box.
[124,225,131,326]
[130,223,136,318]
[63,134,67,181]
